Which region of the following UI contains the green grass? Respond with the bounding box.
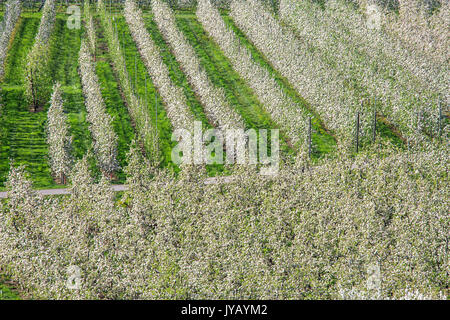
[62,87,93,164]
[2,17,40,85]
[0,280,21,300]
[0,274,21,300]
[0,89,54,188]
[50,19,83,87]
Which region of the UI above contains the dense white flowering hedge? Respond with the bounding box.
[0,141,447,299]
[84,1,96,57]
[78,40,119,176]
[124,0,195,132]
[0,0,21,79]
[379,0,449,114]
[35,0,56,45]
[381,0,448,68]
[279,0,447,142]
[46,83,73,184]
[152,0,244,131]
[96,0,160,163]
[197,0,308,146]
[351,0,449,100]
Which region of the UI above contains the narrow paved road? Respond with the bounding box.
[0,176,239,198]
[0,185,129,199]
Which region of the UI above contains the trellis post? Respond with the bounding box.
[145,73,147,106]
[373,98,377,143]
[135,54,137,91]
[122,31,125,60]
[356,111,360,153]
[308,116,312,159]
[438,98,442,139]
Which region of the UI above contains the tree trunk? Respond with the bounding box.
[30,68,37,112]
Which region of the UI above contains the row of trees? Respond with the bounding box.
[78,38,120,176]
[152,0,245,131]
[197,0,309,148]
[362,0,448,66]
[24,0,56,112]
[95,0,160,163]
[46,83,73,184]
[123,0,196,132]
[0,142,447,299]
[230,0,367,147]
[0,0,21,79]
[279,0,447,143]
[84,0,96,58]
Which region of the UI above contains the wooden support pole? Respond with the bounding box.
[356,112,360,153]
[373,100,377,143]
[135,54,137,91]
[438,99,442,139]
[308,116,312,159]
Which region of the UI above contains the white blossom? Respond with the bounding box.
[46,83,73,183]
[124,0,195,132]
[0,143,447,299]
[279,0,447,142]
[0,0,21,78]
[78,40,119,175]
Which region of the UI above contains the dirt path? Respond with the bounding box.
[0,176,240,198]
[0,184,129,199]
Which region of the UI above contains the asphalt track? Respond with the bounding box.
[0,176,239,198]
